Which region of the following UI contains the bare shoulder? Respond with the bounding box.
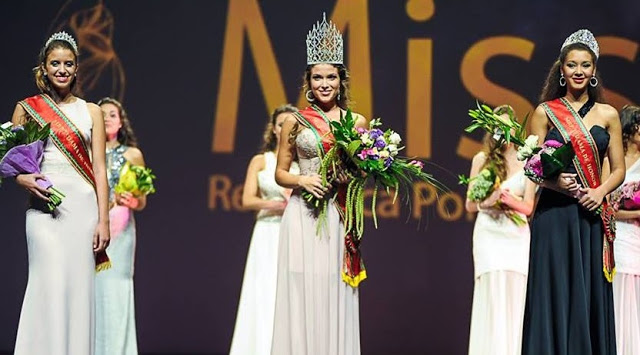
[86,102,103,120]
[472,151,487,166]
[595,103,619,121]
[124,147,145,166]
[11,103,28,125]
[249,153,266,170]
[352,111,368,128]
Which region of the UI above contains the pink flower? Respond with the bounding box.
[356,127,366,134]
[542,140,563,149]
[524,154,542,176]
[409,160,425,169]
[357,149,370,160]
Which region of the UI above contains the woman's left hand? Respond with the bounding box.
[578,186,606,211]
[115,192,140,209]
[93,221,110,253]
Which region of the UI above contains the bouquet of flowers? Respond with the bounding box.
[0,121,65,211]
[459,164,527,226]
[517,137,575,184]
[303,110,445,238]
[465,101,575,184]
[610,181,640,211]
[114,161,156,197]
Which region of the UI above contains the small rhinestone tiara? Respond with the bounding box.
[45,31,78,53]
[561,29,599,58]
[306,13,343,65]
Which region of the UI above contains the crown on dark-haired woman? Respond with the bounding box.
[45,31,79,53]
[306,13,343,65]
[561,29,599,58]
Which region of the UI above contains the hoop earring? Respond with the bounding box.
[559,74,566,87]
[590,76,598,87]
[305,90,316,102]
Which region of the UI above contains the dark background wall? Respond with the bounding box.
[0,1,638,354]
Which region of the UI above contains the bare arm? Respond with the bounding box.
[275,114,327,198]
[603,157,639,219]
[500,179,537,216]
[88,103,110,252]
[117,147,148,212]
[241,154,285,211]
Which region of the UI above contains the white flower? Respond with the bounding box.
[388,144,399,156]
[516,135,539,161]
[379,150,390,159]
[389,132,402,145]
[0,121,12,130]
[361,133,373,146]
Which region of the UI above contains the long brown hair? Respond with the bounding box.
[33,39,79,103]
[302,64,351,109]
[479,105,516,182]
[261,104,297,153]
[97,97,138,147]
[620,105,640,153]
[539,43,604,104]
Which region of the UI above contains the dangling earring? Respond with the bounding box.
[337,91,341,101]
[305,90,316,102]
[559,74,566,87]
[589,76,598,87]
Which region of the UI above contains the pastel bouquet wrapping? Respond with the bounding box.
[459,164,527,226]
[610,181,640,211]
[302,109,445,238]
[114,161,156,197]
[0,121,65,211]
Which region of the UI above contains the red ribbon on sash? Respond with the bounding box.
[542,97,616,282]
[18,94,110,272]
[294,106,367,287]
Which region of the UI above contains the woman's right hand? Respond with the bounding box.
[16,174,50,201]
[555,173,580,195]
[298,174,328,199]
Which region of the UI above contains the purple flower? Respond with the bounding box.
[374,138,387,149]
[11,126,24,133]
[384,157,394,168]
[369,129,383,140]
[542,139,563,149]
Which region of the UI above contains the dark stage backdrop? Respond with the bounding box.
[0,1,638,354]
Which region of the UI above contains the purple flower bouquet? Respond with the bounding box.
[523,139,575,184]
[0,122,65,211]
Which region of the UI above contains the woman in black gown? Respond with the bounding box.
[522,29,625,355]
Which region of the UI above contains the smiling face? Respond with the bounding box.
[561,49,596,92]
[101,102,122,139]
[309,63,341,105]
[42,46,77,94]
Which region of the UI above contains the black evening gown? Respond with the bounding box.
[522,126,616,355]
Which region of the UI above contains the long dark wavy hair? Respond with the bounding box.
[261,104,297,153]
[97,97,138,147]
[479,105,515,183]
[302,64,351,109]
[33,39,79,103]
[620,105,640,153]
[539,42,604,104]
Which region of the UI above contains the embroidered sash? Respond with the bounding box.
[542,97,616,282]
[18,94,110,272]
[294,106,367,287]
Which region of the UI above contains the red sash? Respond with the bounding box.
[542,97,616,282]
[19,94,110,272]
[294,106,367,287]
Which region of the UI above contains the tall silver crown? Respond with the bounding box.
[561,29,599,58]
[306,13,343,65]
[45,31,79,53]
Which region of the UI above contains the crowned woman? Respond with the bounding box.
[271,13,367,355]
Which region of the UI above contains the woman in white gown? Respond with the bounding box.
[271,13,367,355]
[465,106,536,355]
[603,105,640,355]
[229,104,298,355]
[11,32,110,355]
[95,97,147,355]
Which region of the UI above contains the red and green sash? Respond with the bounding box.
[542,97,616,282]
[19,94,110,272]
[294,106,367,288]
